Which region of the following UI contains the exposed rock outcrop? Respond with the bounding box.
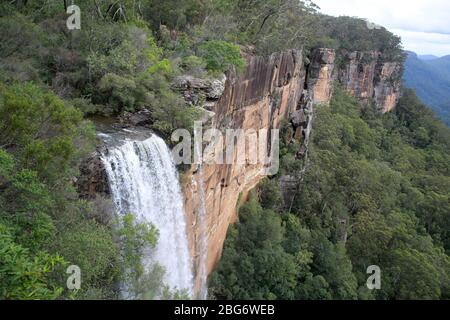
[118,109,152,127]
[339,51,380,101]
[77,151,110,199]
[184,50,306,291]
[338,51,402,112]
[173,75,226,106]
[308,48,336,104]
[374,62,402,112]
[300,48,402,111]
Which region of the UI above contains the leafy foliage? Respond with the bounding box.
[0,222,64,300]
[0,84,95,299]
[0,83,94,185]
[198,40,245,74]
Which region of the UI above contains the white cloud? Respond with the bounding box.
[313,0,450,56]
[392,29,450,56]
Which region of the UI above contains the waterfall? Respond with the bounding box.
[101,134,194,298]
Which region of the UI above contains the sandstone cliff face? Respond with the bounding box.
[308,48,336,104]
[183,50,306,285]
[339,51,379,101]
[338,51,402,112]
[374,61,402,112]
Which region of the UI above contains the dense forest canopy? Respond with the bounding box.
[0,0,448,300]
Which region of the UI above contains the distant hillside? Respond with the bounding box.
[418,54,439,61]
[403,52,450,126]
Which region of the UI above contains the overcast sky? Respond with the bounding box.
[313,0,450,57]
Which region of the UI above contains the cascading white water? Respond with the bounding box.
[102,134,194,298]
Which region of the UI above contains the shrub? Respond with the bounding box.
[181,55,207,76]
[52,220,119,295]
[0,223,64,300]
[0,82,95,185]
[198,40,245,74]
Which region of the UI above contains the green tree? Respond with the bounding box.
[0,223,64,300]
[210,196,299,299]
[198,40,245,74]
[0,83,94,186]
